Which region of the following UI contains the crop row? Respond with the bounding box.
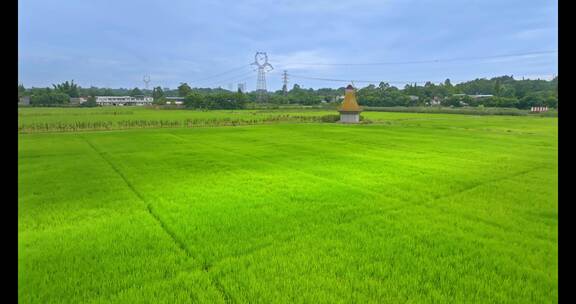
[18,114,339,133]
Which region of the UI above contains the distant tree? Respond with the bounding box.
[100,88,113,96]
[18,84,26,96]
[443,78,454,95]
[152,86,165,100]
[81,96,98,107]
[518,93,545,109]
[287,83,322,105]
[184,92,206,109]
[552,76,558,97]
[494,79,502,96]
[485,96,519,108]
[233,91,248,108]
[178,83,193,97]
[544,95,558,108]
[129,87,143,96]
[53,80,79,98]
[30,91,70,106]
[378,82,390,91]
[499,85,516,98]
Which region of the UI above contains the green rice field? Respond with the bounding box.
[18,107,558,303]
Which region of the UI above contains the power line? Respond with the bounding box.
[189,64,251,83]
[198,69,254,86]
[288,74,421,84]
[280,50,557,67]
[202,70,255,87]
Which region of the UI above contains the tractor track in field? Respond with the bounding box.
[80,135,235,303]
[80,136,192,257]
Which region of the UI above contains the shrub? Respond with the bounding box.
[320,115,340,123]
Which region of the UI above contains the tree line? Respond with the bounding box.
[19,75,557,109]
[260,76,558,109]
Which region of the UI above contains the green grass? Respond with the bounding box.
[18,109,557,303]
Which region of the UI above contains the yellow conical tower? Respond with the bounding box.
[338,84,362,123]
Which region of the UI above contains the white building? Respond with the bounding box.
[470,94,493,99]
[429,97,441,106]
[165,97,185,105]
[453,94,493,99]
[95,96,153,106]
[531,106,549,113]
[69,97,87,105]
[18,96,30,106]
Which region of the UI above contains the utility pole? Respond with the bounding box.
[251,52,273,102]
[282,70,289,96]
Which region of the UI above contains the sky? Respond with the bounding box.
[18,0,558,91]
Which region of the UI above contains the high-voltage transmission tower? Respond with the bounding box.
[282,70,289,95]
[143,75,151,91]
[251,52,273,101]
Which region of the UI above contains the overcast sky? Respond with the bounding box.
[18,0,557,91]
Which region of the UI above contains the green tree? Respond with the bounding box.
[53,80,79,98]
[544,96,558,108]
[30,91,70,106]
[152,87,166,104]
[234,91,248,108]
[518,93,545,109]
[378,82,390,91]
[494,79,502,96]
[129,87,143,97]
[178,83,193,97]
[18,84,26,97]
[184,92,206,109]
[443,78,454,95]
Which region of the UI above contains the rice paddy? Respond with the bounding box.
[18,107,557,303]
